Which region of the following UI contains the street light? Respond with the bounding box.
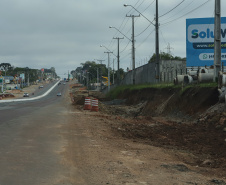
[109,26,125,84]
[109,26,131,41]
[100,45,116,57]
[123,4,155,26]
[124,3,160,82]
[94,59,105,91]
[100,45,113,92]
[122,6,140,85]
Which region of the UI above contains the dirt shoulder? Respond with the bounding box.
[66,83,226,184]
[63,104,226,184]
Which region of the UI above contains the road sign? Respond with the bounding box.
[186,17,226,66]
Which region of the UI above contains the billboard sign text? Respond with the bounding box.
[186,17,226,66]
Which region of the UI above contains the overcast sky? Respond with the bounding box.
[0,0,225,78]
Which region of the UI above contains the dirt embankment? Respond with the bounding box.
[116,87,219,119]
[71,85,226,179]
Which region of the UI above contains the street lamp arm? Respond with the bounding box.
[123,4,155,26]
[109,26,131,41]
[100,45,111,52]
[100,45,117,57]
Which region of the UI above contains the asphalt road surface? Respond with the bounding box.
[0,82,69,185]
[0,81,225,185]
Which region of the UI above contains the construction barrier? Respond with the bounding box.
[91,98,99,112]
[84,97,91,110]
[69,93,74,103]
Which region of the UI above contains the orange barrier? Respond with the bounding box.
[84,97,91,110]
[91,98,99,112]
[79,87,87,91]
[69,93,74,103]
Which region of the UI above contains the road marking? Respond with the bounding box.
[0,80,61,103]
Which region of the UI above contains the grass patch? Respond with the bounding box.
[106,83,175,99]
[179,82,217,95]
[106,82,218,99]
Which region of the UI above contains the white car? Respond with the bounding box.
[57,92,62,96]
[23,93,29,97]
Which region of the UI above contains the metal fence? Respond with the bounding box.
[102,60,226,93]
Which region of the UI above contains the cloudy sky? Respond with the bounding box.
[0,0,225,77]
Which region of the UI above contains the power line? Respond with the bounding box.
[142,0,156,13]
[160,0,195,22]
[161,0,213,26]
[136,28,155,48]
[135,23,152,37]
[159,0,186,18]
[160,29,167,46]
[120,40,131,54]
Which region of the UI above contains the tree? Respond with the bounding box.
[0,63,12,76]
[73,60,125,85]
[149,52,185,63]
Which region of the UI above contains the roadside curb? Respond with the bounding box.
[0,80,61,103]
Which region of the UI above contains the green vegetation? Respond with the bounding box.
[74,61,126,85]
[107,82,218,99]
[149,52,186,63]
[107,83,174,99]
[0,63,58,83]
[179,82,218,95]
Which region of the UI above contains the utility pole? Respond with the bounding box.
[214,0,221,82]
[113,37,124,83]
[126,14,140,85]
[155,0,160,82]
[104,52,113,92]
[97,68,99,85]
[113,59,115,85]
[96,59,105,90]
[86,71,89,90]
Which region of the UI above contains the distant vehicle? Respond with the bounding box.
[58,82,61,85]
[39,85,44,89]
[57,92,62,96]
[23,93,29,97]
[63,83,66,85]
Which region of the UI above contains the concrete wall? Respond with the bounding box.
[102,60,186,93]
[120,62,156,85]
[160,60,186,82]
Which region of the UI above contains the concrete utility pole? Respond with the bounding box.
[124,4,160,83]
[214,0,221,82]
[113,37,124,82]
[126,14,140,85]
[104,52,113,92]
[113,59,115,85]
[86,71,89,90]
[155,0,160,82]
[96,59,105,90]
[97,68,99,84]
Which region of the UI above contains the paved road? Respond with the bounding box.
[0,82,70,185]
[0,81,224,185]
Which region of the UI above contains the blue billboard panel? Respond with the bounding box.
[186,17,226,66]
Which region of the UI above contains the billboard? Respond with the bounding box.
[20,73,25,80]
[186,17,226,66]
